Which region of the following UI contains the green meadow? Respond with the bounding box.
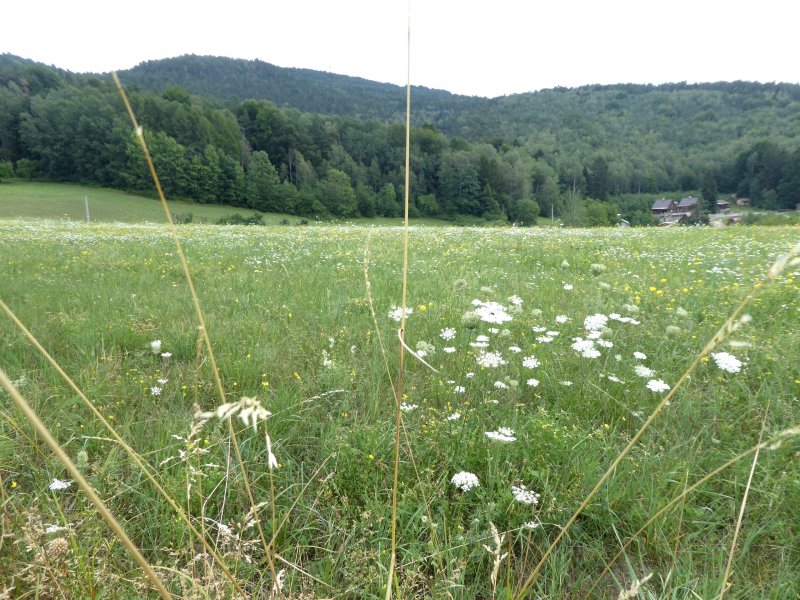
[1,219,799,598]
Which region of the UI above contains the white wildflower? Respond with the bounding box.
[160,352,172,358]
[633,351,647,360]
[465,372,475,378]
[150,386,162,396]
[440,327,456,340]
[511,484,540,505]
[400,403,419,412]
[485,427,516,442]
[536,336,554,343]
[493,380,508,390]
[49,479,72,491]
[555,315,569,324]
[447,412,462,421]
[443,347,456,353]
[508,346,522,353]
[634,365,655,378]
[451,471,480,492]
[454,385,466,393]
[584,313,609,331]
[646,379,670,393]
[711,351,743,374]
[563,284,573,291]
[150,339,162,353]
[473,301,513,324]
[476,350,507,368]
[388,305,413,322]
[560,380,573,386]
[526,378,540,387]
[532,326,548,333]
[522,356,541,369]
[508,295,523,305]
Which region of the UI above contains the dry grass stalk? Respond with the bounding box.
[483,522,508,598]
[616,572,653,600]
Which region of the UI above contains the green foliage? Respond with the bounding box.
[514,198,540,226]
[319,168,357,216]
[14,158,36,180]
[215,212,265,225]
[7,54,800,224]
[583,199,620,226]
[0,159,13,181]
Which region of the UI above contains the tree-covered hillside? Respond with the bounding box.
[116,54,482,123]
[3,53,800,225]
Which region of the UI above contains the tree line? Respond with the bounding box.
[2,54,800,226]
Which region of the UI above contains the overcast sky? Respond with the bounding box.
[4,0,800,98]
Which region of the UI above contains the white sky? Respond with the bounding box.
[4,0,800,98]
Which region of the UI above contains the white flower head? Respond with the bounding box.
[454,385,466,394]
[526,378,540,387]
[49,478,72,491]
[511,484,540,505]
[400,402,419,412]
[493,380,508,389]
[485,427,516,442]
[447,412,462,421]
[508,295,523,306]
[646,379,671,393]
[711,351,743,374]
[634,365,655,378]
[473,301,513,324]
[440,327,456,340]
[476,350,507,368]
[555,315,570,324]
[522,356,541,369]
[160,352,172,359]
[451,471,480,492]
[150,339,162,353]
[633,351,647,360]
[584,313,609,331]
[388,305,413,322]
[150,386,162,396]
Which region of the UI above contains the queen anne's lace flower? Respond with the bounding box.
[711,351,743,373]
[485,427,516,442]
[451,471,480,492]
[476,350,507,368]
[646,379,670,393]
[511,484,540,505]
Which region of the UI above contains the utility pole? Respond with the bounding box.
[84,196,90,223]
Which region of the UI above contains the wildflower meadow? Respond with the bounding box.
[1,219,799,598]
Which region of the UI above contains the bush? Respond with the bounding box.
[215,213,265,225]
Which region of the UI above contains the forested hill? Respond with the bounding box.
[3,52,800,226]
[115,55,482,123]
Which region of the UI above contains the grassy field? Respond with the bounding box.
[1,219,799,598]
[0,181,449,226]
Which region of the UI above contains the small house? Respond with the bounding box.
[651,198,677,216]
[716,199,730,212]
[677,196,699,214]
[736,197,751,208]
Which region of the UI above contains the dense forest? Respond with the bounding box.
[2,53,800,225]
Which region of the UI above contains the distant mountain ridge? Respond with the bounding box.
[115,54,483,123]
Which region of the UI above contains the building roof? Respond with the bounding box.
[652,198,675,210]
[678,196,699,208]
